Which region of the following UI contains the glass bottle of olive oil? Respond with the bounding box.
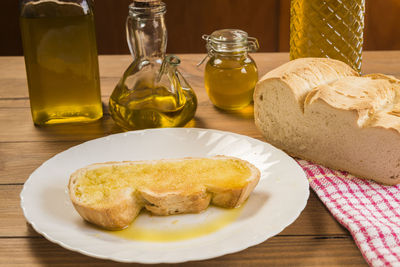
[290,0,365,73]
[109,1,197,130]
[20,0,103,125]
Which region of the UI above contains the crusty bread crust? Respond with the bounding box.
[254,57,400,185]
[68,156,260,230]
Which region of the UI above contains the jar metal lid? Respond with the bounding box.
[202,29,259,53]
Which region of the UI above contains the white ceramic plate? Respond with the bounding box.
[20,128,309,263]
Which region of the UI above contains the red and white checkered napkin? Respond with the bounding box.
[296,159,400,267]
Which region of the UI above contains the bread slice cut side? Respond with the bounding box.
[68,156,260,230]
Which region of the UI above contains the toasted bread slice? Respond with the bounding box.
[68,156,260,230]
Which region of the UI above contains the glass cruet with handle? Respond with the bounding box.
[109,0,197,130]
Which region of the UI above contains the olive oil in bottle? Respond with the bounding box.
[290,0,365,73]
[109,81,197,130]
[20,1,103,125]
[109,1,197,130]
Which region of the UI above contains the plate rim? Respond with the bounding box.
[20,127,310,264]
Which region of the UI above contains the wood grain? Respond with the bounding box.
[278,0,400,53]
[0,142,81,184]
[4,52,396,266]
[3,0,400,56]
[0,236,366,266]
[0,53,290,143]
[163,0,279,54]
[364,0,400,50]
[0,104,263,143]
[278,0,291,52]
[0,0,22,56]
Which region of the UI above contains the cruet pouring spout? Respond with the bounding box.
[156,55,187,108]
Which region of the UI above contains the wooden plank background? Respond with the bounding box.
[2,0,400,55]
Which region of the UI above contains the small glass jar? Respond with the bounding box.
[202,29,259,110]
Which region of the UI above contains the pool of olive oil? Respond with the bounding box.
[20,11,102,125]
[205,56,258,110]
[290,0,364,73]
[108,206,243,242]
[109,83,197,130]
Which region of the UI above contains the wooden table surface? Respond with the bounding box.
[1,51,399,266]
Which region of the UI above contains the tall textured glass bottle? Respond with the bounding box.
[20,0,102,125]
[290,0,365,73]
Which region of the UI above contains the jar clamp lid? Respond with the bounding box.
[197,29,259,66]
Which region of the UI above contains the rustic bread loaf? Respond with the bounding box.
[68,156,260,230]
[254,58,400,185]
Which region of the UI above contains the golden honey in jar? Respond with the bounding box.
[20,0,103,125]
[202,29,259,110]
